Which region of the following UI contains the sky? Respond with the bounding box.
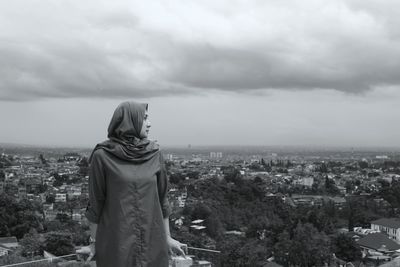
[1,0,400,148]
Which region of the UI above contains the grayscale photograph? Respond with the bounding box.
[1,1,400,266]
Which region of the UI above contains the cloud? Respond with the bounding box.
[1,0,400,101]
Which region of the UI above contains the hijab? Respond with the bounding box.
[89,101,160,163]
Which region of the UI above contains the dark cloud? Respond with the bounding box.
[168,39,400,93]
[0,35,191,101]
[1,0,400,101]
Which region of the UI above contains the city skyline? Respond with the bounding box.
[1,1,400,147]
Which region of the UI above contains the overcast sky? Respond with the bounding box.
[1,0,400,148]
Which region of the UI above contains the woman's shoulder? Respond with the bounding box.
[92,148,107,157]
[89,145,109,163]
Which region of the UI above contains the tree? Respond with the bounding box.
[253,176,263,184]
[274,223,331,267]
[20,230,44,257]
[44,220,63,232]
[218,235,245,267]
[273,231,292,267]
[39,154,47,164]
[46,195,55,203]
[53,179,63,187]
[223,167,241,184]
[191,203,212,220]
[169,172,185,184]
[344,198,369,231]
[204,213,223,239]
[0,253,28,266]
[43,231,74,256]
[236,238,271,266]
[325,176,339,195]
[319,163,328,173]
[78,157,89,176]
[56,213,71,223]
[332,233,361,262]
[0,194,43,239]
[358,161,368,169]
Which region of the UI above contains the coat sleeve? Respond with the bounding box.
[85,150,106,224]
[157,153,171,218]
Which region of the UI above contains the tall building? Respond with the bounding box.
[210,152,223,159]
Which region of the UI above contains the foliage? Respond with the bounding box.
[43,231,75,256]
[378,180,400,213]
[325,176,340,195]
[273,223,331,267]
[20,230,44,257]
[332,233,362,262]
[0,253,28,266]
[217,235,246,267]
[0,193,44,239]
[169,172,185,184]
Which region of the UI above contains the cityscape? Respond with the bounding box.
[1,144,400,266]
[2,1,400,266]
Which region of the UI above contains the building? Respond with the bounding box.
[0,237,19,250]
[210,152,222,159]
[0,244,11,257]
[371,218,400,242]
[18,186,27,200]
[25,179,42,194]
[44,210,58,221]
[357,233,400,254]
[301,177,314,187]
[191,260,212,267]
[55,193,67,203]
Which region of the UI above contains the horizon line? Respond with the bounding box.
[1,142,400,151]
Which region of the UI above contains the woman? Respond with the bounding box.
[84,101,186,266]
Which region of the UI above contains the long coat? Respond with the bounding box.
[85,149,171,267]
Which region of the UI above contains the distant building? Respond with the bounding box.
[376,155,389,160]
[63,153,80,162]
[336,185,346,195]
[18,186,27,200]
[25,179,42,194]
[55,193,67,203]
[210,152,222,159]
[371,218,400,242]
[44,210,58,221]
[301,177,314,187]
[166,154,174,161]
[0,237,19,250]
[72,209,82,222]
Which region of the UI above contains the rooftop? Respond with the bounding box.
[357,233,400,252]
[0,236,18,244]
[371,218,400,229]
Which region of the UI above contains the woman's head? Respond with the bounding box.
[107,101,151,142]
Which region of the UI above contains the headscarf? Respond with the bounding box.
[89,101,160,163]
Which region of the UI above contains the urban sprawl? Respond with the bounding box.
[1,146,400,267]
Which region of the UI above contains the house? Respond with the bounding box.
[371,218,400,242]
[25,178,42,194]
[0,244,11,257]
[55,193,67,203]
[0,236,19,250]
[44,210,58,221]
[357,233,400,254]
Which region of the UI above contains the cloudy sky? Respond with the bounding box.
[1,0,400,148]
